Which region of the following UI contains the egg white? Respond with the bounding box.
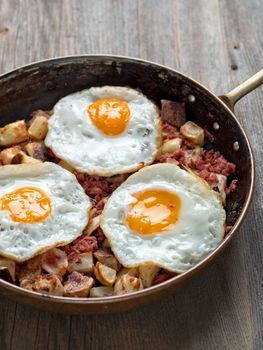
[0,162,91,262]
[45,86,162,176]
[101,163,226,273]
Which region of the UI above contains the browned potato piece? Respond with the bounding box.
[64,272,94,297]
[114,274,143,295]
[180,121,204,146]
[41,248,68,276]
[67,252,94,274]
[138,264,160,288]
[0,120,28,146]
[33,274,64,296]
[0,145,22,165]
[24,141,47,161]
[0,258,16,281]
[161,138,182,154]
[94,262,116,287]
[28,116,48,140]
[19,267,41,283]
[18,255,42,285]
[20,279,34,290]
[84,215,101,236]
[184,146,202,166]
[19,269,41,290]
[90,286,114,298]
[93,248,121,271]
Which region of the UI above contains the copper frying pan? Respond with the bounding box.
[0,55,262,314]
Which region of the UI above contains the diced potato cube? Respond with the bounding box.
[114,274,143,295]
[63,272,94,297]
[184,146,202,166]
[84,215,101,236]
[28,116,48,140]
[161,138,182,154]
[180,121,204,146]
[90,286,114,298]
[0,145,22,165]
[24,141,47,161]
[41,248,68,276]
[139,264,160,288]
[93,248,121,271]
[68,252,94,274]
[0,258,16,281]
[20,279,34,290]
[94,262,116,287]
[18,266,41,283]
[33,274,64,296]
[18,266,41,282]
[0,120,29,146]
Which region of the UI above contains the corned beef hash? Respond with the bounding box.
[0,86,237,298]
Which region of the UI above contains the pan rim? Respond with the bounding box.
[0,54,255,307]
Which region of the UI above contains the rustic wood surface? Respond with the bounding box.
[0,0,262,349]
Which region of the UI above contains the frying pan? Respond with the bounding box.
[0,55,262,314]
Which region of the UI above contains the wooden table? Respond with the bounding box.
[0,1,262,349]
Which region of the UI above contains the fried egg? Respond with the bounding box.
[0,162,91,262]
[101,163,225,273]
[45,86,161,176]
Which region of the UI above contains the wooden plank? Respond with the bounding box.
[0,297,17,349]
[0,0,262,349]
[219,1,263,349]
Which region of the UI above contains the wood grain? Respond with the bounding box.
[0,0,262,349]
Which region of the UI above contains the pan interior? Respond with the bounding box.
[0,56,251,228]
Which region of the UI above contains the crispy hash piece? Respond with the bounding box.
[33,274,64,296]
[67,252,94,274]
[0,120,28,146]
[64,272,94,297]
[0,98,237,298]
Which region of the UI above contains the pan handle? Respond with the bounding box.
[220,69,263,111]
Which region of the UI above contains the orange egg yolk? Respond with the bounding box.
[126,189,181,235]
[1,187,51,223]
[87,98,130,136]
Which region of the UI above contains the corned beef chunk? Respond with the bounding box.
[74,172,123,202]
[161,100,186,127]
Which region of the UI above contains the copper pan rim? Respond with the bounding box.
[0,54,256,311]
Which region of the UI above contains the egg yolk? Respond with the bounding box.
[126,189,181,235]
[87,98,130,136]
[1,187,51,223]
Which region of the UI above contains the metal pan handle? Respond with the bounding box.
[220,69,263,111]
